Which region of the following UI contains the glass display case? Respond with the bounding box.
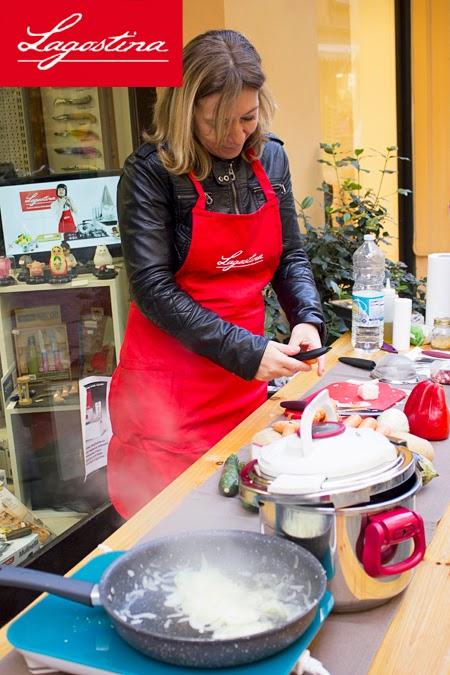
[0,269,128,545]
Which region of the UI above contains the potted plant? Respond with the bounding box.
[264,143,426,343]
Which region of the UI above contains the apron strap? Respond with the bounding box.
[250,158,277,201]
[188,172,207,209]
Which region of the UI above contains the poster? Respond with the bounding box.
[79,376,112,479]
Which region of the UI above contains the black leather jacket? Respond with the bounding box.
[118,136,325,381]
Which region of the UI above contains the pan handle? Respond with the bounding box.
[362,507,425,577]
[0,564,97,606]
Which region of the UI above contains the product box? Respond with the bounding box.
[12,324,71,381]
[14,305,62,329]
[80,307,115,376]
[0,533,40,565]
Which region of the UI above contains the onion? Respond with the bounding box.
[377,408,410,433]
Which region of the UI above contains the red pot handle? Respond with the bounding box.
[362,507,425,578]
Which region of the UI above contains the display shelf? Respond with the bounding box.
[0,267,128,506]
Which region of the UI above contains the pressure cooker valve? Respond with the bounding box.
[362,507,425,578]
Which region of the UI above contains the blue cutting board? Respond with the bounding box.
[8,552,333,675]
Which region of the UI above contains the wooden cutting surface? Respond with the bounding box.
[0,332,448,674]
[368,505,450,675]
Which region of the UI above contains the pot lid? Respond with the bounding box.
[248,389,415,506]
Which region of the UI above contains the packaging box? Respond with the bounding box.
[0,533,40,565]
[80,307,114,376]
[12,324,71,381]
[14,305,61,329]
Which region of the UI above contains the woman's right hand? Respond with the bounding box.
[255,341,312,382]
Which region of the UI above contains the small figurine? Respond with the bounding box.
[53,389,65,404]
[17,254,33,282]
[17,375,33,407]
[0,257,16,286]
[93,244,117,279]
[26,260,46,284]
[61,241,77,275]
[69,381,78,396]
[48,245,71,284]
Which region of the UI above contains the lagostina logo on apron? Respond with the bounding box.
[216,250,264,272]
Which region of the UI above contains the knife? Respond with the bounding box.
[292,346,331,361]
[338,357,376,371]
[421,350,450,360]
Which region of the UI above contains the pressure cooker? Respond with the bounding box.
[240,390,426,612]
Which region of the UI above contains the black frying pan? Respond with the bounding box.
[0,530,326,668]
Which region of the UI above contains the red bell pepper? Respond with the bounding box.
[403,380,449,441]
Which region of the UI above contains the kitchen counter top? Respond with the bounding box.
[0,332,448,674]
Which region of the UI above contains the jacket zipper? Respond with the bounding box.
[252,183,287,195]
[229,163,240,214]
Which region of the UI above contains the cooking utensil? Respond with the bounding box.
[421,349,450,360]
[0,530,326,669]
[338,357,376,371]
[292,346,331,362]
[294,381,405,411]
[338,408,384,417]
[241,391,425,611]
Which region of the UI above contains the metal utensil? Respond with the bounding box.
[0,530,326,669]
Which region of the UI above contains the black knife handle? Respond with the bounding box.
[339,357,376,370]
[292,346,331,361]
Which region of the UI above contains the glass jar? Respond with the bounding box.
[430,360,450,385]
[431,317,450,350]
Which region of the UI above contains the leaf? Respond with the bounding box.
[386,145,398,152]
[318,159,333,166]
[355,148,364,156]
[343,213,351,222]
[380,169,396,174]
[300,196,314,209]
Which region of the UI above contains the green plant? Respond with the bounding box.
[264,142,426,343]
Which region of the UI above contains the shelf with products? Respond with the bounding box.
[0,268,128,522]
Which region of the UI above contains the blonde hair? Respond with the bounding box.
[144,30,275,179]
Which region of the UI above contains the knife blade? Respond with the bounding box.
[421,350,450,360]
[338,357,376,370]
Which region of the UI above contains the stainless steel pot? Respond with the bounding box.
[240,390,426,612]
[258,472,423,612]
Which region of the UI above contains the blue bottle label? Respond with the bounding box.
[352,293,384,327]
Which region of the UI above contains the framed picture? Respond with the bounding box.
[12,324,71,381]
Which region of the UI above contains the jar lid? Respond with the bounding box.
[433,317,450,327]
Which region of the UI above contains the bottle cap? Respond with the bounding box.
[383,278,397,296]
[363,234,375,241]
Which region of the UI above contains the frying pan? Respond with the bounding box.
[0,530,326,669]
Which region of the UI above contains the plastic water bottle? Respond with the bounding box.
[352,234,385,352]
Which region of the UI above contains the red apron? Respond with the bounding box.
[58,205,77,233]
[108,158,283,518]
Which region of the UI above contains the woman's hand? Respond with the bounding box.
[288,323,325,376]
[255,341,311,382]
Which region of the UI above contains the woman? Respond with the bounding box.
[51,183,77,239]
[108,30,326,518]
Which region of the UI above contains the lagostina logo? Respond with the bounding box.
[216,250,264,272]
[17,13,169,70]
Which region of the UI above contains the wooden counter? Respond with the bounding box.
[0,332,449,674]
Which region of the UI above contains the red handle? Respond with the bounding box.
[362,507,425,577]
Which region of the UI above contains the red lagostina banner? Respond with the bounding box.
[4,0,182,86]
